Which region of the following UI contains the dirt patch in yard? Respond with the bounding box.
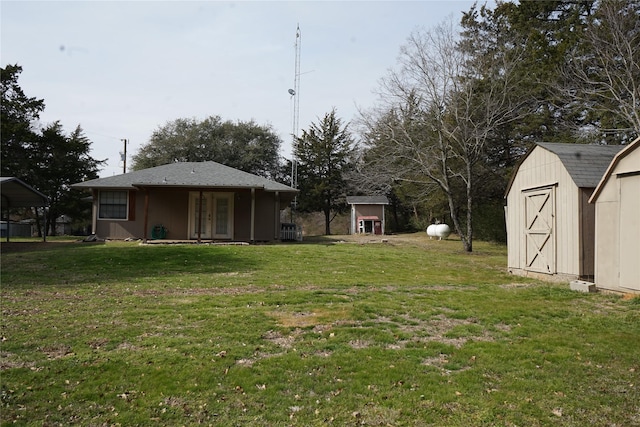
[0,352,37,370]
[132,284,265,298]
[258,311,503,360]
[40,343,74,359]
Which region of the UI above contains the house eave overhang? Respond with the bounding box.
[131,183,299,193]
[348,202,388,205]
[72,183,299,195]
[346,196,390,205]
[132,183,264,190]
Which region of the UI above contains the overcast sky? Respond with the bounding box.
[2,1,479,177]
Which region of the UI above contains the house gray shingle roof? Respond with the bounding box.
[537,143,625,188]
[346,195,389,205]
[72,161,297,192]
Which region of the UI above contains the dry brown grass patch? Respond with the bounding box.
[268,307,352,328]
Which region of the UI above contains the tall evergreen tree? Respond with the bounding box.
[2,65,103,234]
[563,0,640,143]
[460,1,594,147]
[31,123,103,235]
[1,64,45,178]
[294,109,354,235]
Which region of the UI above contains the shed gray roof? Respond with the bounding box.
[1,177,49,208]
[72,161,297,193]
[537,143,624,188]
[346,195,389,205]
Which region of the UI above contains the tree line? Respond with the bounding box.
[353,0,638,252]
[293,0,637,250]
[2,1,638,248]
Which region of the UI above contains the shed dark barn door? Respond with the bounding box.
[524,186,556,274]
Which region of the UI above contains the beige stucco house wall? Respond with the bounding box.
[505,143,623,282]
[589,137,640,293]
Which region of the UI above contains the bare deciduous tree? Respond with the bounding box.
[359,18,527,252]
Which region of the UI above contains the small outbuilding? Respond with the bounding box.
[589,136,640,293]
[346,195,389,235]
[505,143,623,281]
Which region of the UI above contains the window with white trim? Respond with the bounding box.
[99,190,128,219]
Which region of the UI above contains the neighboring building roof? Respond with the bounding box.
[72,161,297,193]
[0,177,49,208]
[505,142,625,196]
[589,136,640,203]
[537,142,624,188]
[347,195,389,205]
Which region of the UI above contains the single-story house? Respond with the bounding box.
[589,136,640,293]
[1,177,49,241]
[72,161,298,242]
[505,143,624,282]
[346,195,389,235]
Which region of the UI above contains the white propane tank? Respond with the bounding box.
[435,224,451,240]
[426,224,437,239]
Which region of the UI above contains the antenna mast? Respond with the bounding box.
[291,24,301,192]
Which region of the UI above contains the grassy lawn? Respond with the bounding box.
[1,234,638,426]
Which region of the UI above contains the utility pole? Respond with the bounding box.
[120,139,128,173]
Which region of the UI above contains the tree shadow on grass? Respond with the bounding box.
[0,241,87,253]
[0,241,259,289]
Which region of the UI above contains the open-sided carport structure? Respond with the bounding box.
[0,177,49,241]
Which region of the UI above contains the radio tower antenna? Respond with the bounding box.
[287,24,301,222]
[291,24,301,192]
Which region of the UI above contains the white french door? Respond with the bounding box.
[190,192,212,239]
[189,192,233,240]
[212,193,233,239]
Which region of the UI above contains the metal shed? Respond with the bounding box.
[589,137,640,293]
[504,143,623,281]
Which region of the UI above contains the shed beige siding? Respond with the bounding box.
[506,147,588,280]
[593,145,640,292]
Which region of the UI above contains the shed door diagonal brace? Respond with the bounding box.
[526,191,551,231]
[524,188,555,274]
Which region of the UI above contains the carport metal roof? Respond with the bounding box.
[1,177,48,208]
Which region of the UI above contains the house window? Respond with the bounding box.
[99,191,128,219]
